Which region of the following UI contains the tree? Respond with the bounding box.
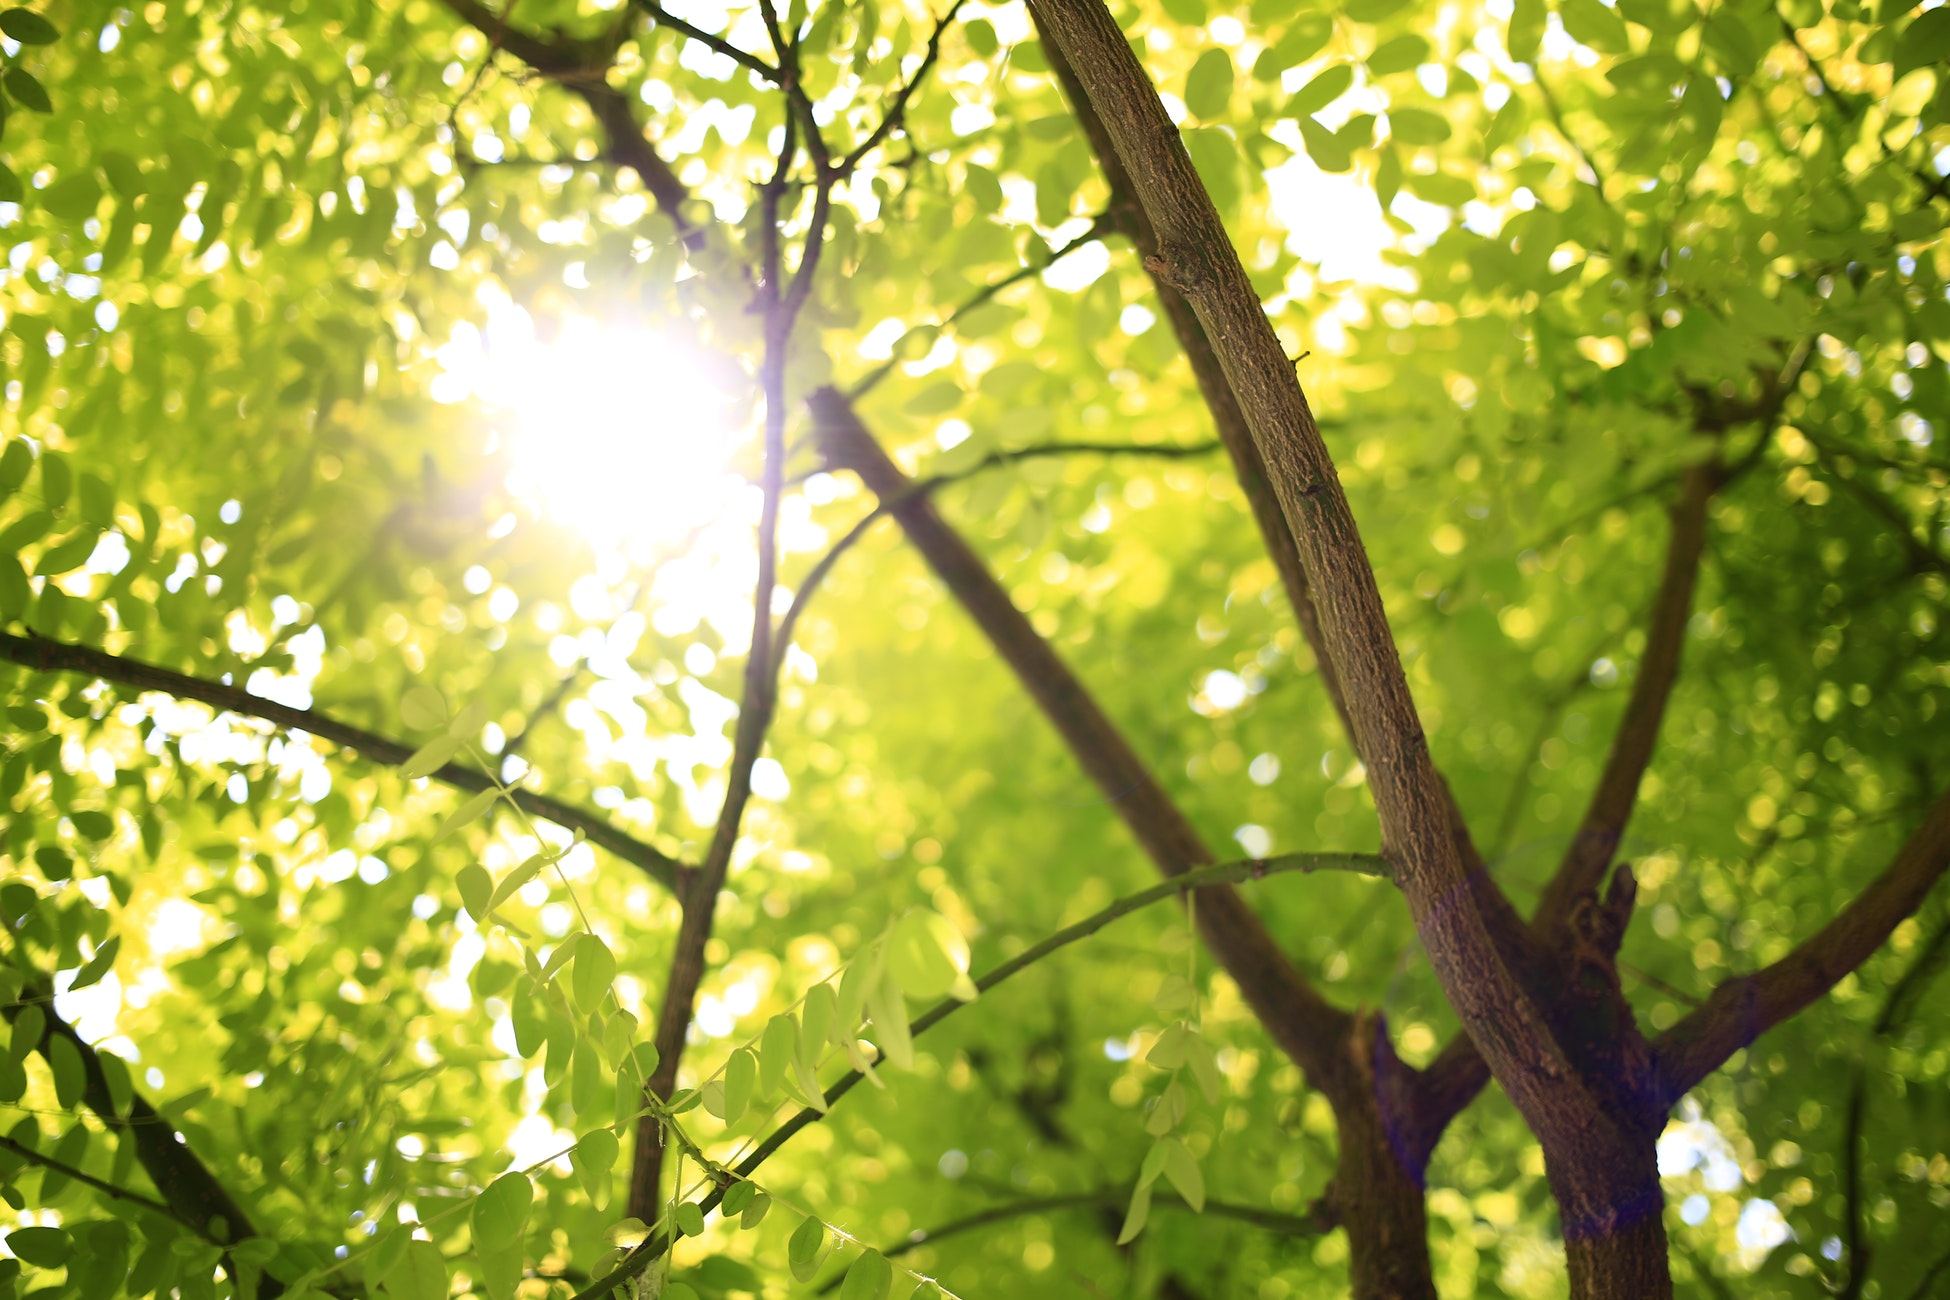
[0,0,1943,1295]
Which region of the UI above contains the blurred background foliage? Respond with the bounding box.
[0,0,1942,1294]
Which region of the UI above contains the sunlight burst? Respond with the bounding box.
[435,298,745,552]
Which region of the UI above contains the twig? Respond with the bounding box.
[630,0,780,82]
[847,210,1116,400]
[0,1133,187,1227]
[834,2,969,179]
[774,434,1222,650]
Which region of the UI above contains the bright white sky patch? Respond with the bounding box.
[433,294,747,553]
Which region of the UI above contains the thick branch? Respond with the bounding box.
[572,851,1382,1300]
[1,984,279,1294]
[1652,785,1950,1101]
[1024,0,1582,1152]
[1534,462,1715,934]
[809,389,1360,1091]
[1034,28,1357,751]
[0,631,686,894]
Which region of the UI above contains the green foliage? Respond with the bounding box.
[0,0,1939,1296]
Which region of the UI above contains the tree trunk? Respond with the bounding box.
[1549,1139,1673,1300]
[1334,1101,1437,1298]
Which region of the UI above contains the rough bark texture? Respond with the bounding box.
[1026,0,1583,1135]
[1022,0,1673,1286]
[811,391,1437,1298]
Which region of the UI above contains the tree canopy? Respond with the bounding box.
[0,0,1945,1296]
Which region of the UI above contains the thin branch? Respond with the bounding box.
[631,52,830,1219]
[0,1133,187,1227]
[775,431,1221,651]
[827,1186,1329,1281]
[1652,785,1950,1102]
[847,211,1117,400]
[571,851,1386,1300]
[0,631,687,895]
[1533,460,1717,934]
[834,2,969,179]
[630,0,780,82]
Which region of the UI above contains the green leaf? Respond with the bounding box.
[839,1249,893,1300]
[96,1048,133,1117]
[1389,107,1452,145]
[673,1201,705,1237]
[457,864,493,920]
[1160,0,1206,23]
[720,1179,755,1217]
[572,935,616,1012]
[1289,62,1353,117]
[1896,9,1950,80]
[435,786,501,841]
[1508,0,1546,61]
[741,1191,772,1230]
[3,68,49,113]
[472,1171,534,1242]
[1404,169,1475,205]
[1159,1137,1205,1211]
[758,1012,796,1099]
[788,1215,828,1282]
[69,935,120,990]
[381,1239,448,1300]
[1366,34,1429,76]
[0,9,57,44]
[722,1047,756,1125]
[488,851,558,913]
[571,1129,621,1208]
[1560,0,1630,53]
[69,809,113,841]
[867,968,913,1070]
[400,685,448,731]
[1184,48,1234,119]
[1147,1024,1196,1070]
[9,1003,43,1063]
[41,173,103,222]
[4,1226,69,1268]
[399,734,464,781]
[47,1034,83,1109]
[883,909,968,1002]
[35,530,101,577]
[1116,1184,1151,1244]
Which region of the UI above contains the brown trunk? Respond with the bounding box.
[1330,1017,1437,1300]
[1560,1177,1669,1300]
[1552,1143,1673,1300]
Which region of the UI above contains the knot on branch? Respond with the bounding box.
[1141,247,1211,296]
